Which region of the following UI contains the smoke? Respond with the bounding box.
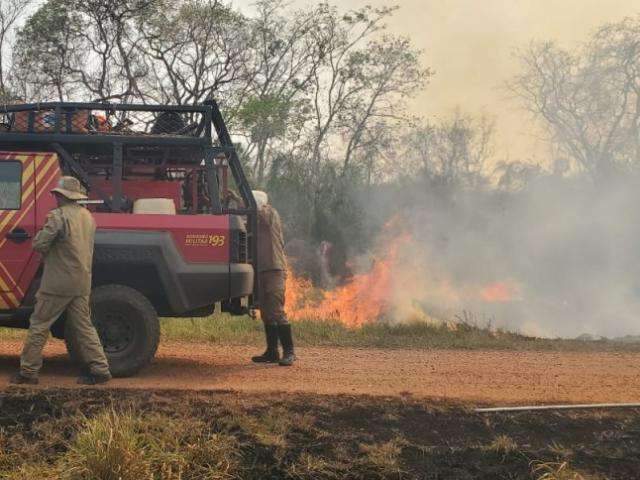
[265,0,640,338]
[337,0,639,165]
[361,173,640,338]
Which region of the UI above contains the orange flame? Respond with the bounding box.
[284,216,520,328]
[479,282,518,303]
[285,232,410,328]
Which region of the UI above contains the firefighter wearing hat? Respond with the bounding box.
[223,189,296,366]
[10,176,111,385]
[251,190,296,366]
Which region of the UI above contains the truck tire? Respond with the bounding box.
[65,284,160,377]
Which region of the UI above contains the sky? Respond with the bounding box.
[282,0,640,164]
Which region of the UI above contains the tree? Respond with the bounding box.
[11,0,80,101]
[403,111,494,188]
[0,0,32,99]
[307,5,391,181]
[338,35,427,176]
[299,5,430,190]
[236,0,323,185]
[70,0,157,102]
[12,0,155,101]
[139,0,249,106]
[511,16,640,179]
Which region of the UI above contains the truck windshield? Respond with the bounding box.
[0,162,21,210]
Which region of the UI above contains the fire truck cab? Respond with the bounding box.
[0,101,258,376]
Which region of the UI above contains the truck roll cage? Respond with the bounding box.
[0,100,259,305]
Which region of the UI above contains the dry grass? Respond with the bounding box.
[357,436,407,479]
[285,451,333,479]
[531,461,586,480]
[226,404,316,456]
[485,434,518,455]
[137,414,240,480]
[1,462,61,480]
[64,409,150,480]
[0,408,244,480]
[548,441,574,458]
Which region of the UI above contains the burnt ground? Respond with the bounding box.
[0,387,638,479]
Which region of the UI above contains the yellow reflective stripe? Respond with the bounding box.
[5,292,18,308]
[0,157,59,250]
[0,157,34,288]
[19,154,37,187]
[0,154,59,303]
[0,155,56,234]
[0,259,23,296]
[0,266,13,292]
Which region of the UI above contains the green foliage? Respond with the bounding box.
[237,95,291,142]
[12,0,79,100]
[265,153,315,237]
[158,316,640,352]
[160,314,263,344]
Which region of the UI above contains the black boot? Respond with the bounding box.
[277,324,296,366]
[77,372,112,385]
[9,372,38,385]
[252,324,280,363]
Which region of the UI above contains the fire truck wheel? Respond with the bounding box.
[65,284,160,377]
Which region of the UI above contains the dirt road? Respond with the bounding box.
[0,340,638,404]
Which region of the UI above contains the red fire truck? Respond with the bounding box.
[0,101,258,376]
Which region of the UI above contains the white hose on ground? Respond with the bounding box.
[475,402,640,413]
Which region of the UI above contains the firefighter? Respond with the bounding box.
[10,176,111,385]
[224,189,296,366]
[253,191,296,366]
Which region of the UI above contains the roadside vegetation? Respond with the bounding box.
[0,388,634,479]
[158,314,640,352]
[1,314,639,352]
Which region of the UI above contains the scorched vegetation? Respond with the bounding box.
[0,388,635,479]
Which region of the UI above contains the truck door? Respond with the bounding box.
[0,153,37,309]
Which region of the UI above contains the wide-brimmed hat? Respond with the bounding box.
[51,176,88,201]
[252,190,268,208]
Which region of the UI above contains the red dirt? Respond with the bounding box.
[0,340,638,405]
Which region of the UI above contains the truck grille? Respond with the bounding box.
[238,230,247,263]
[231,230,247,263]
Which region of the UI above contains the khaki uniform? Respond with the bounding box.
[257,205,286,273]
[20,203,110,378]
[257,205,288,325]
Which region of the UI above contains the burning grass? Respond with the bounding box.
[283,216,528,331]
[284,231,412,328]
[0,388,635,479]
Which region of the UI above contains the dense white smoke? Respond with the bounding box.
[363,173,640,338]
